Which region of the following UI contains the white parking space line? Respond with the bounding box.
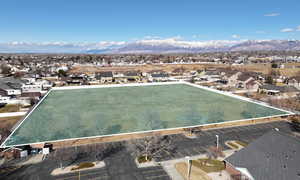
[146,174,169,180]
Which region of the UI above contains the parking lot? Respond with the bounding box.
[0,120,296,180]
[154,120,293,161]
[54,149,171,180]
[54,166,171,180]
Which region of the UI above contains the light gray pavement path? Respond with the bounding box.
[160,149,236,180]
[0,112,26,118]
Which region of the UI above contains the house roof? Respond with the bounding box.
[0,77,25,90]
[124,71,140,77]
[151,73,169,78]
[289,76,300,82]
[148,70,166,74]
[172,68,186,73]
[260,84,299,93]
[237,74,253,82]
[205,70,220,76]
[0,82,12,90]
[220,69,239,77]
[96,71,113,78]
[0,77,26,84]
[245,79,259,86]
[225,130,300,180]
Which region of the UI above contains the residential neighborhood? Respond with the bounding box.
[0,52,300,180]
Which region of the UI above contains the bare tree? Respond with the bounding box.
[127,135,175,161]
[52,147,76,169]
[71,143,122,164]
[0,64,11,75]
[85,143,112,162]
[206,146,225,160]
[0,127,11,145]
[289,115,300,132]
[53,148,67,169]
[183,127,199,136]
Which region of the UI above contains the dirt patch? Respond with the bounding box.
[71,162,95,171]
[0,105,20,113]
[44,117,287,149]
[192,159,225,173]
[51,161,105,176]
[70,63,300,78]
[69,64,228,74]
[234,140,248,147]
[175,162,212,180]
[0,116,23,130]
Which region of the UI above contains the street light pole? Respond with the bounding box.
[216,135,219,149]
[185,156,191,180]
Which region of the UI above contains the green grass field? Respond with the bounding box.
[3,83,288,147]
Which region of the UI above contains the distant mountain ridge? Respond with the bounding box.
[1,40,300,54]
[229,40,300,51]
[86,40,300,54]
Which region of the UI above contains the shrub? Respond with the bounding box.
[227,142,239,149]
[192,158,225,173]
[271,63,278,68]
[71,162,94,171]
[235,141,248,147]
[137,155,152,163]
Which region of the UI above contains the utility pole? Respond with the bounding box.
[216,135,219,149]
[185,156,191,180]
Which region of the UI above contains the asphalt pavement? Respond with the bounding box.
[0,120,296,180]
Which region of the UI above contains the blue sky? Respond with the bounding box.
[0,0,299,43]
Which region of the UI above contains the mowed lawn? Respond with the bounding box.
[3,83,287,147]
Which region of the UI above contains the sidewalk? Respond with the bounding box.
[18,154,44,166]
[160,154,209,180]
[0,112,26,118]
[51,161,105,176]
[160,149,236,180]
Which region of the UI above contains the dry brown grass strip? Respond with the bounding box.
[175,162,212,180]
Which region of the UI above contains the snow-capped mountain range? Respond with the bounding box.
[85,39,300,54]
[1,39,300,54]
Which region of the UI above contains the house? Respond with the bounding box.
[0,95,10,104]
[285,76,300,89]
[0,145,33,159]
[259,84,300,96]
[149,73,170,82]
[60,77,72,86]
[190,71,198,77]
[0,83,22,97]
[65,74,87,85]
[222,71,261,91]
[96,71,113,83]
[35,79,53,90]
[244,79,261,91]
[0,77,24,97]
[21,84,43,98]
[225,130,300,180]
[221,70,241,87]
[0,147,25,159]
[200,70,221,82]
[22,74,37,84]
[123,71,141,82]
[113,72,127,84]
[22,84,42,93]
[235,73,259,89]
[171,67,186,76]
